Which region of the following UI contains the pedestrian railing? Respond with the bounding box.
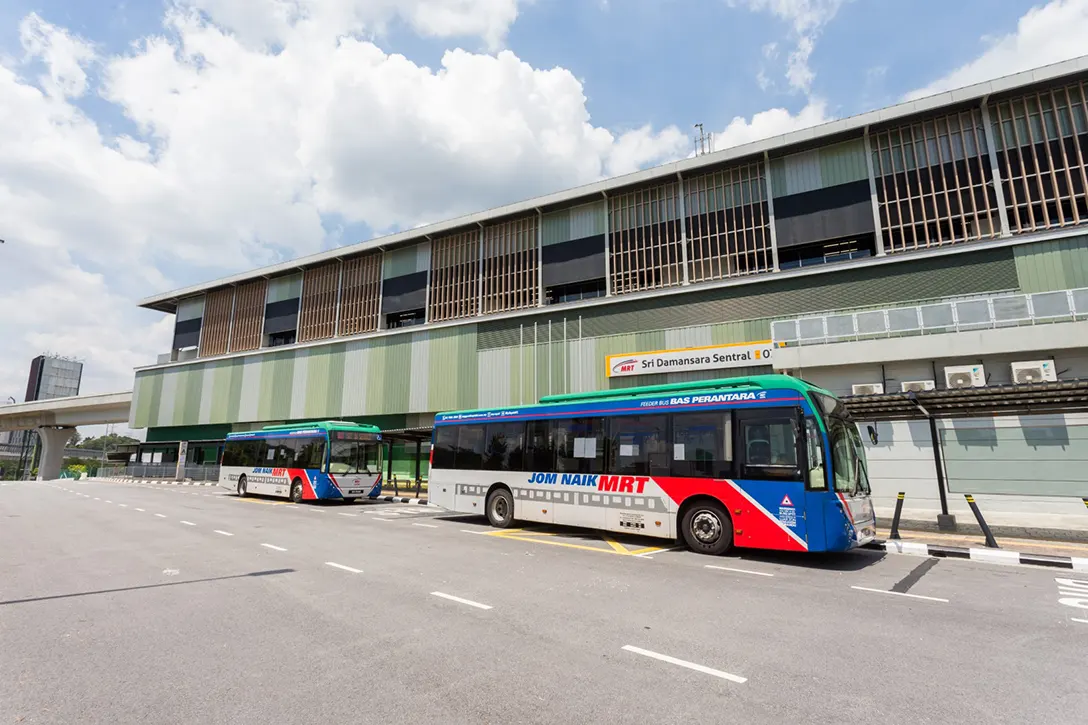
[772,287,1088,347]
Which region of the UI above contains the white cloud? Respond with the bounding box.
[18,13,96,98]
[712,99,831,151]
[0,0,833,420]
[729,0,844,93]
[906,0,1088,100]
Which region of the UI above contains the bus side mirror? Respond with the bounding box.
[867,425,878,445]
[808,465,826,490]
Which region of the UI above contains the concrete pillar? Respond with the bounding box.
[36,426,74,481]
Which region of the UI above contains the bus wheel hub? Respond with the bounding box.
[692,512,721,543]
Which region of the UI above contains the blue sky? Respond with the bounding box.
[1,0,1085,420]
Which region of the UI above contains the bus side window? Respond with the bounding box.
[455,425,486,470]
[483,422,525,471]
[524,420,554,471]
[804,417,827,490]
[670,412,732,478]
[735,408,802,482]
[432,427,457,469]
[609,414,669,476]
[554,418,606,474]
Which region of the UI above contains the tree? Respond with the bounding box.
[78,433,139,451]
[67,430,82,447]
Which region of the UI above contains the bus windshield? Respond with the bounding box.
[328,441,383,475]
[813,393,871,496]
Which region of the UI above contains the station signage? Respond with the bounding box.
[605,341,777,378]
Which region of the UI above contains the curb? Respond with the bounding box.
[380,496,429,504]
[868,539,1088,571]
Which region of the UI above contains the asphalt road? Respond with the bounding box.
[2,479,1086,724]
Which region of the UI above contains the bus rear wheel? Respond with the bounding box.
[237,475,248,497]
[290,478,304,504]
[681,500,733,555]
[485,487,514,528]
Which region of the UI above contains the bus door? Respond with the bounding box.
[733,408,808,550]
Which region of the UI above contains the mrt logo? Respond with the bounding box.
[598,475,649,494]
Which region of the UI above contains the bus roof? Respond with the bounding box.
[436,374,834,421]
[228,421,382,437]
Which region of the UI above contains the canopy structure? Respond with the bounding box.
[843,379,1088,421]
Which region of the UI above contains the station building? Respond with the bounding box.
[131,57,1088,531]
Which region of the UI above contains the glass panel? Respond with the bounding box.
[825,314,856,338]
[771,319,798,342]
[671,412,732,478]
[887,307,920,332]
[920,303,954,328]
[1072,289,1088,315]
[609,415,669,476]
[1030,291,1072,318]
[855,310,886,335]
[554,418,606,474]
[483,422,525,471]
[524,420,554,470]
[991,295,1030,322]
[798,317,825,340]
[739,411,801,482]
[293,438,326,470]
[455,425,486,470]
[954,299,992,327]
[431,427,457,469]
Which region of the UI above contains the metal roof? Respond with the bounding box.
[842,380,1088,421]
[139,55,1088,313]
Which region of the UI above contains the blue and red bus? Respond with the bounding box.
[428,375,875,554]
[219,421,383,502]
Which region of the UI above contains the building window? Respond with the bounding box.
[267,331,296,347]
[386,310,426,329]
[545,279,606,305]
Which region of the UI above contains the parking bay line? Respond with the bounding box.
[413,523,439,528]
[705,565,775,577]
[261,543,287,551]
[1073,618,1088,624]
[851,586,948,603]
[326,562,362,574]
[431,592,492,610]
[180,521,196,526]
[154,514,167,518]
[214,530,234,537]
[621,645,746,684]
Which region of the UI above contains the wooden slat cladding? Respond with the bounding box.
[338,253,381,336]
[429,229,480,322]
[229,279,268,352]
[871,108,1000,253]
[298,262,339,342]
[991,81,1088,235]
[609,183,684,295]
[198,288,234,357]
[685,162,772,282]
[481,216,538,314]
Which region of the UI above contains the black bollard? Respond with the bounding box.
[890,492,905,540]
[964,494,999,549]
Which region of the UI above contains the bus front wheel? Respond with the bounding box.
[681,500,733,555]
[485,487,514,528]
[237,475,248,497]
[290,478,304,504]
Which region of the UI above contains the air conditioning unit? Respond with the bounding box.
[944,364,986,389]
[1011,360,1057,384]
[901,380,936,393]
[851,383,885,396]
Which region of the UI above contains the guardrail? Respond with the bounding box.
[772,287,1088,346]
[97,464,220,481]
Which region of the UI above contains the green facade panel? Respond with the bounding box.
[1014,233,1088,293]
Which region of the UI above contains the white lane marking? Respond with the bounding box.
[105,500,113,503]
[636,545,684,559]
[460,529,491,535]
[413,523,439,528]
[135,508,145,512]
[1072,617,1088,624]
[180,521,196,526]
[851,586,948,603]
[261,543,286,551]
[621,646,746,683]
[93,497,100,500]
[154,513,167,518]
[705,565,774,577]
[338,513,358,517]
[118,504,128,508]
[214,530,234,537]
[325,562,362,574]
[431,592,492,610]
[371,517,394,522]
